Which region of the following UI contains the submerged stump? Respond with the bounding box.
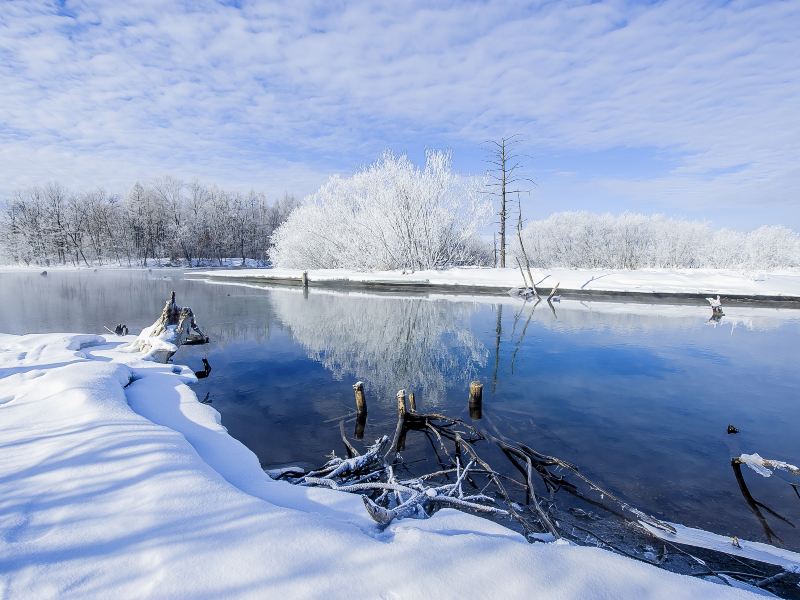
[469,380,483,419]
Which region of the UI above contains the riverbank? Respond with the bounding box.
[190,267,800,303]
[0,333,772,598]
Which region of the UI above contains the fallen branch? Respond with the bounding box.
[734,453,800,478]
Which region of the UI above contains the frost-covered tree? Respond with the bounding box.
[271,150,492,270]
[518,211,800,270]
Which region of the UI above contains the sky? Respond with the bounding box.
[1,0,798,229]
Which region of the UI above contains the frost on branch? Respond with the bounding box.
[735,453,800,478]
[123,291,208,363]
[270,150,492,270]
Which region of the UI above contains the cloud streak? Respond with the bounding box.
[0,1,798,224]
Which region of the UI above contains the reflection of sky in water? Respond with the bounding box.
[2,270,799,549]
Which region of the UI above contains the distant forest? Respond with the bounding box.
[520,212,800,270]
[0,178,297,267]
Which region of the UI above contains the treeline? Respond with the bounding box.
[4,163,798,273]
[520,212,800,270]
[1,178,298,267]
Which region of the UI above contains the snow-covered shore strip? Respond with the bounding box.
[642,522,800,574]
[202,277,800,332]
[190,267,800,301]
[0,334,776,599]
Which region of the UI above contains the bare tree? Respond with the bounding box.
[484,135,534,268]
[0,178,298,267]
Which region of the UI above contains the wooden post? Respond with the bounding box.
[396,389,407,450]
[354,413,367,440]
[469,380,483,420]
[396,389,407,418]
[301,271,308,287]
[353,381,367,415]
[408,391,416,413]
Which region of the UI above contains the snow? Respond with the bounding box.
[190,266,800,300]
[0,333,774,598]
[738,453,800,478]
[641,522,800,574]
[120,319,179,361]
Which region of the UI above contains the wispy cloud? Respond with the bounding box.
[0,1,797,224]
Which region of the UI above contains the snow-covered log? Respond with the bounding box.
[734,453,800,478]
[123,291,208,362]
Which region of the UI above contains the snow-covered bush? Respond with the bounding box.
[270,151,492,270]
[519,212,800,270]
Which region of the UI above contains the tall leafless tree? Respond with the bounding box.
[485,135,534,268]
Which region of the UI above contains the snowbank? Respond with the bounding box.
[0,333,771,598]
[190,266,800,300]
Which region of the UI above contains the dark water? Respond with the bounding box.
[1,269,799,550]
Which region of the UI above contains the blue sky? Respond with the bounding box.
[1,0,798,229]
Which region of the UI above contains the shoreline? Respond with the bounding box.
[189,267,800,306]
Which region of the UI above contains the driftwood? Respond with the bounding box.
[285,383,800,597]
[194,358,212,379]
[123,291,208,362]
[103,323,129,336]
[294,383,678,539]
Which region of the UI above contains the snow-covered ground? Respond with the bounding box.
[190,267,800,300]
[0,333,784,598]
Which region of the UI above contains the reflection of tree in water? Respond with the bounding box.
[270,289,487,405]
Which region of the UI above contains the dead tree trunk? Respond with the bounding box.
[486,135,534,270]
[123,291,209,363]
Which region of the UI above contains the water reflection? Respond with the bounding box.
[268,287,488,405]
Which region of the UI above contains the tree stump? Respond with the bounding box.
[469,380,483,420]
[353,381,367,415]
[123,291,209,363]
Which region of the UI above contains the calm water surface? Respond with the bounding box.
[1,269,799,550]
